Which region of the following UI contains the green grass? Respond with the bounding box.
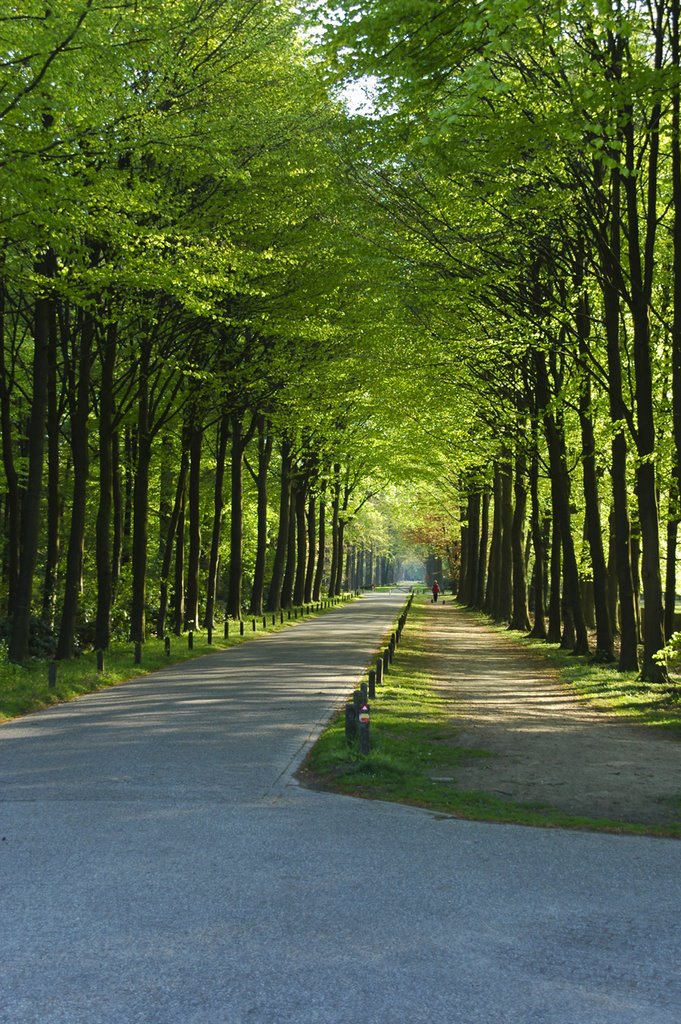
[299,600,681,838]
[0,596,356,723]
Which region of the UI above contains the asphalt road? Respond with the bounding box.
[1,592,680,1024]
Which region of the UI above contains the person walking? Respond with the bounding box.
[431,580,440,603]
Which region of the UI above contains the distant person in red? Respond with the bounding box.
[432,580,440,603]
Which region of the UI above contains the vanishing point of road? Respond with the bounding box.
[1,591,679,1024]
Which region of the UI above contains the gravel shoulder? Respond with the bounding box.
[428,602,681,827]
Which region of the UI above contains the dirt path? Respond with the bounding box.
[427,602,681,826]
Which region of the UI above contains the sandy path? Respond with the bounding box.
[427,603,681,825]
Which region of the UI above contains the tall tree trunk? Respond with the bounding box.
[509,446,530,632]
[328,467,341,597]
[293,479,307,606]
[265,438,292,612]
[158,446,189,640]
[9,252,55,662]
[280,486,297,609]
[312,483,326,600]
[111,429,123,605]
[172,489,186,635]
[484,467,502,613]
[41,301,60,628]
[226,412,244,620]
[204,414,229,627]
[528,441,547,639]
[475,487,489,609]
[547,513,562,643]
[0,263,21,616]
[304,492,316,603]
[535,349,589,655]
[94,324,117,651]
[248,417,272,617]
[130,342,151,644]
[497,454,513,623]
[185,414,203,629]
[57,309,94,659]
[621,16,667,681]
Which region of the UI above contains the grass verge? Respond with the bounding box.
[298,599,681,838]
[0,597,356,723]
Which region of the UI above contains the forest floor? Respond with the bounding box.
[424,601,681,827]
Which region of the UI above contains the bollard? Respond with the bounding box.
[263,616,267,630]
[360,681,368,706]
[48,662,58,689]
[280,611,284,624]
[240,621,245,636]
[271,614,276,626]
[345,702,357,742]
[252,618,256,632]
[188,630,193,650]
[353,689,362,720]
[207,625,212,645]
[96,650,104,673]
[383,648,390,674]
[368,669,376,700]
[358,704,371,755]
[164,635,171,656]
[224,620,229,639]
[134,642,142,664]
[376,658,383,686]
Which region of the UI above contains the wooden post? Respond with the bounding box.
[96,650,104,673]
[134,642,142,664]
[164,635,171,656]
[358,704,370,755]
[368,669,376,699]
[240,621,245,636]
[48,662,57,689]
[345,703,356,742]
[376,658,383,686]
[188,630,193,650]
[207,625,212,645]
[224,620,229,639]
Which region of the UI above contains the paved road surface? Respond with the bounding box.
[1,593,679,1023]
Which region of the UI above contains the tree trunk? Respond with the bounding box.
[204,413,229,627]
[185,414,203,629]
[248,417,272,617]
[94,324,117,651]
[57,309,94,659]
[158,446,189,640]
[172,491,186,636]
[130,343,151,644]
[304,492,316,603]
[41,301,60,628]
[497,454,513,623]
[509,446,530,632]
[226,412,244,620]
[266,438,292,612]
[328,468,341,597]
[312,484,326,600]
[280,486,297,609]
[535,349,589,654]
[293,479,307,606]
[528,442,547,639]
[0,263,21,616]
[475,487,489,609]
[9,252,55,663]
